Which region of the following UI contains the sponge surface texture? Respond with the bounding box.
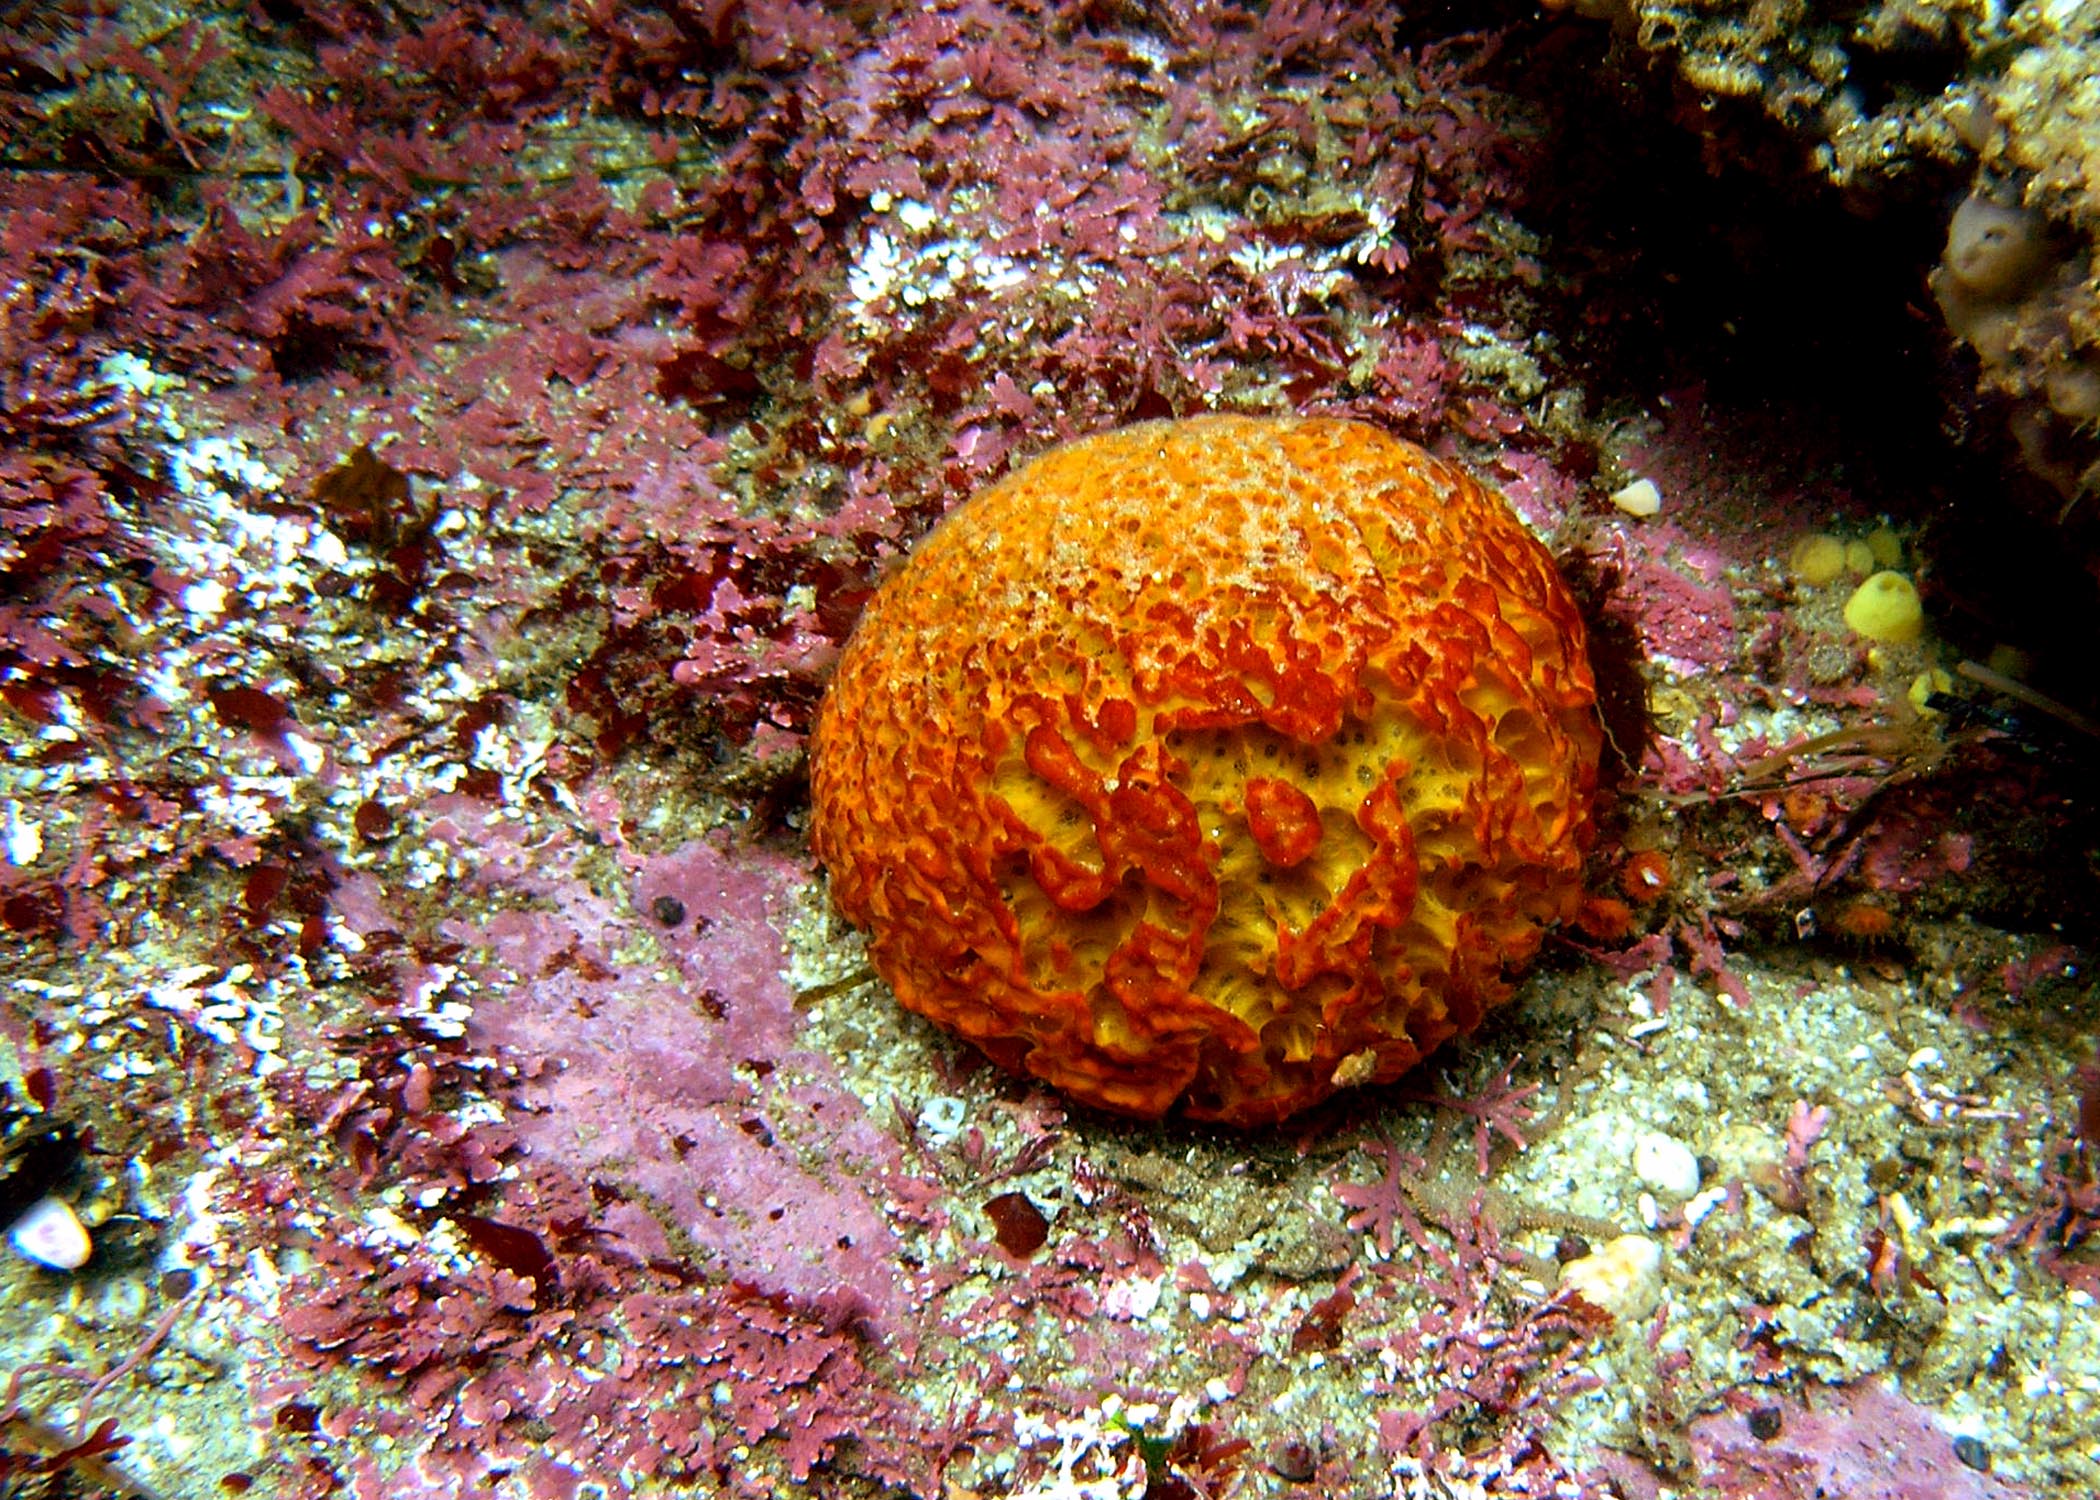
[811,415,1600,1124]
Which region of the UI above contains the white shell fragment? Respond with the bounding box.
[1610,477,1662,516]
[9,1194,92,1270]
[1632,1130,1703,1200]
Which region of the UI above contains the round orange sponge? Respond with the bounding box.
[810,415,1600,1125]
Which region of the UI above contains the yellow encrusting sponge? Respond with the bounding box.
[1843,571,1925,645]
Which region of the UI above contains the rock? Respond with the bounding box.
[1633,1129,1702,1200]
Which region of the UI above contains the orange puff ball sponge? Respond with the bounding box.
[810,416,1600,1125]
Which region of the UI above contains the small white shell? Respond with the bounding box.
[1610,477,1663,517]
[1633,1130,1703,1200]
[9,1194,92,1270]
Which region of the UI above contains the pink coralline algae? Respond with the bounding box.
[1364,1199,1613,1493]
[450,824,915,1322]
[1687,1382,2032,1500]
[283,817,946,1494]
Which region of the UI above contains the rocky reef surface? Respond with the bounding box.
[2,3,2097,1497]
[1554,0,2100,531]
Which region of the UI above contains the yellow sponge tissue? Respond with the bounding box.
[1788,532,1846,586]
[1844,571,1924,644]
[1909,668,1954,715]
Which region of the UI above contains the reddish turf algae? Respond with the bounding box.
[811,415,1601,1125]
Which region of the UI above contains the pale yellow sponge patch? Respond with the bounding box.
[1560,1234,1665,1321]
[1787,532,1846,586]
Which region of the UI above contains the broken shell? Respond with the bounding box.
[9,1193,92,1270]
[1610,477,1662,517]
[1559,1233,1663,1320]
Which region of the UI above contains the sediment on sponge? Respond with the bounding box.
[810,415,1601,1126]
